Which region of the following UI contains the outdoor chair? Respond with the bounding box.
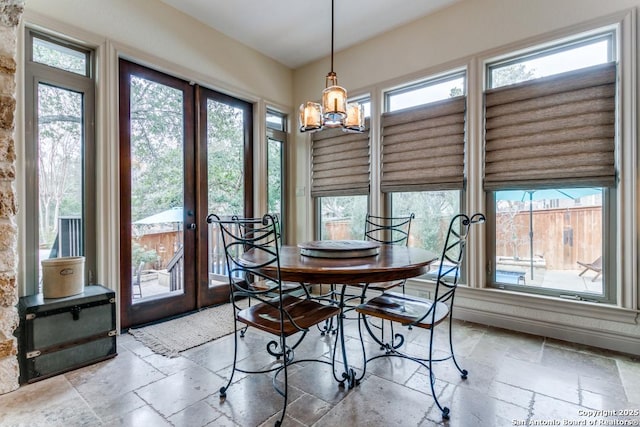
[132,261,144,299]
[577,255,602,282]
[356,212,485,420]
[206,214,340,427]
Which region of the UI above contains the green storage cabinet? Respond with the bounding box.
[17,284,117,384]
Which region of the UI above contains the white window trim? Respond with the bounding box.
[365,9,637,354]
[475,10,635,310]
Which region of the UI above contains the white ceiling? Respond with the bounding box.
[158,0,461,69]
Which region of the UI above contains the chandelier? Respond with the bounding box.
[298,0,365,133]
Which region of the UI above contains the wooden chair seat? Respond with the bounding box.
[365,279,405,291]
[356,291,449,329]
[238,294,340,336]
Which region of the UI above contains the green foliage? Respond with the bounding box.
[491,63,536,87]
[267,139,283,215]
[392,191,459,253]
[132,242,158,270]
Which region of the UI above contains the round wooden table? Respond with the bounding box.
[244,244,438,284]
[243,243,438,388]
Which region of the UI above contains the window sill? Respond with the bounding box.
[406,278,638,324]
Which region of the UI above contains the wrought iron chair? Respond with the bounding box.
[360,213,415,348]
[206,214,340,427]
[363,213,414,289]
[316,213,415,342]
[356,212,485,420]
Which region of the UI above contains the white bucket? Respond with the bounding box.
[41,256,85,298]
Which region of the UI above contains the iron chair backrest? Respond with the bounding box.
[364,213,415,246]
[206,214,282,298]
[431,213,486,310]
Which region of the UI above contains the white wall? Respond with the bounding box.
[25,0,292,105]
[292,0,640,354]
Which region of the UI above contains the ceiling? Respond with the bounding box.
[158,0,461,69]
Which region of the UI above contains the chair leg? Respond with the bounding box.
[428,326,450,420]
[220,321,240,399]
[448,312,467,380]
[275,333,288,427]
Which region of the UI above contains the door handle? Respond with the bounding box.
[188,223,196,230]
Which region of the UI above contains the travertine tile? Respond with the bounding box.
[2,320,638,426]
[135,365,224,418]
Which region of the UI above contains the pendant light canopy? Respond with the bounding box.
[299,0,365,133]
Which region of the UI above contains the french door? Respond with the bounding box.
[119,60,253,328]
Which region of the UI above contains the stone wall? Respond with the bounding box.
[0,0,23,394]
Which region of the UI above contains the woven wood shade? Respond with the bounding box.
[380,96,466,192]
[484,62,616,190]
[310,120,370,197]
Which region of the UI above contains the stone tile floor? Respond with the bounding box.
[1,317,639,426]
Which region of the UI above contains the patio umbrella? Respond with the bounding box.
[495,188,601,280]
[134,207,184,225]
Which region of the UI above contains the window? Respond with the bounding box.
[385,73,465,111]
[485,29,616,302]
[382,72,466,259]
[314,97,371,240]
[24,30,96,294]
[319,195,368,240]
[267,110,286,240]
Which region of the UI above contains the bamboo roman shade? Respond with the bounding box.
[380,96,466,192]
[484,62,616,190]
[310,119,370,197]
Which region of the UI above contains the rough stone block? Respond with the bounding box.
[0,181,16,217]
[0,249,15,272]
[0,222,15,252]
[0,55,14,74]
[0,272,16,307]
[0,162,14,179]
[0,95,14,130]
[0,306,17,337]
[0,3,24,28]
[0,26,15,59]
[0,133,14,162]
[0,336,15,358]
[0,355,18,394]
[0,73,14,97]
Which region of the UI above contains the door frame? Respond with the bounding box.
[119,60,255,328]
[118,59,197,328]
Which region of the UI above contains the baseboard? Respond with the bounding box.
[405,280,640,356]
[453,305,640,356]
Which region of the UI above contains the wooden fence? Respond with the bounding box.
[496,206,602,270]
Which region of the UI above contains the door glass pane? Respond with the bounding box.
[319,195,368,240]
[206,99,246,285]
[129,76,185,302]
[37,84,84,287]
[494,188,604,295]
